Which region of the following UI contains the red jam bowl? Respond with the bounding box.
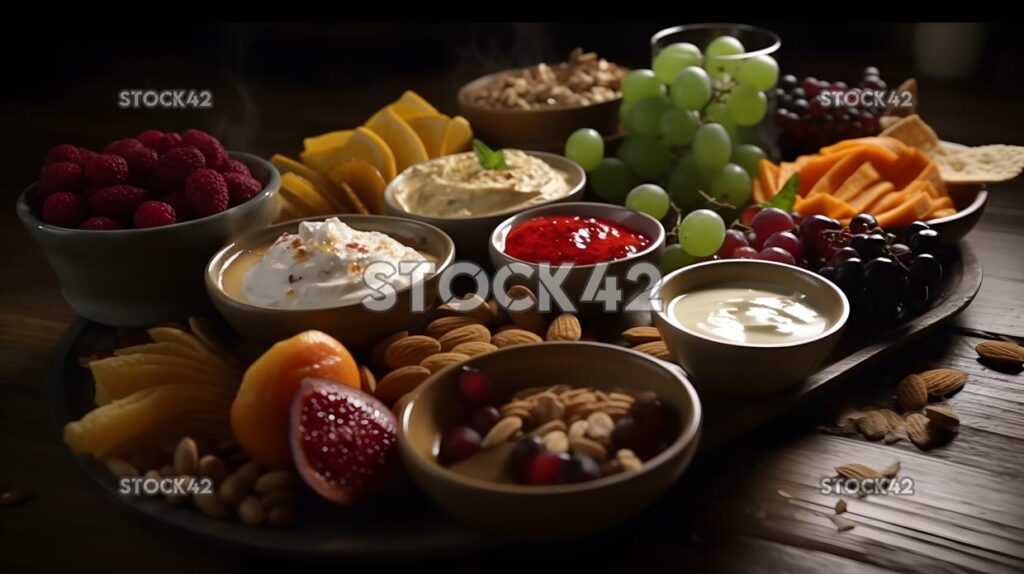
[503,215,653,265]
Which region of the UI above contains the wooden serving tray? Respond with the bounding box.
[48,244,982,559]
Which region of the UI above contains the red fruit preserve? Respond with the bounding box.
[503,215,652,265]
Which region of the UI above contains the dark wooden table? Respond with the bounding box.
[2,54,1023,573]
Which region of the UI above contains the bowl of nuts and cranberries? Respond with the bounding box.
[16,129,280,327]
[457,48,627,150]
[397,341,702,539]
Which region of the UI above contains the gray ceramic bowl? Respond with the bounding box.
[489,202,665,311]
[16,152,279,327]
[205,214,455,351]
[398,341,702,540]
[383,151,586,264]
[652,259,849,396]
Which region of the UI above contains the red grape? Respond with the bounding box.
[757,247,797,265]
[763,231,803,261]
[740,205,762,226]
[733,246,759,259]
[717,229,749,258]
[751,208,795,246]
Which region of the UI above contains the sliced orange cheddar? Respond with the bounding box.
[875,190,933,228]
[794,193,857,220]
[757,159,779,199]
[819,136,908,157]
[849,181,895,213]
[777,161,799,194]
[928,196,954,215]
[930,208,956,219]
[833,162,881,202]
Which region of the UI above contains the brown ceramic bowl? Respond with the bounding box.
[922,183,986,244]
[17,152,279,327]
[205,214,454,351]
[652,259,849,396]
[457,68,623,151]
[398,342,702,540]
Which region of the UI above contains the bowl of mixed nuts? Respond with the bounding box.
[397,341,702,539]
[458,48,627,150]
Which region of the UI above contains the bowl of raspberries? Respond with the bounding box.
[17,129,280,327]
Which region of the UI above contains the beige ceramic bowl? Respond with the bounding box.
[382,151,586,264]
[398,342,702,540]
[652,259,849,396]
[205,214,454,351]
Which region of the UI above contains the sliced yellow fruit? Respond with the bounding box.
[303,130,353,153]
[406,114,450,158]
[442,116,473,155]
[276,196,305,222]
[282,172,347,214]
[390,90,439,119]
[327,160,388,215]
[364,108,428,174]
[270,154,366,214]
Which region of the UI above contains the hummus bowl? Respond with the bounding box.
[383,151,586,264]
[205,214,455,351]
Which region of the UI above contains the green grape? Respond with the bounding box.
[692,123,732,172]
[625,95,672,137]
[622,69,664,103]
[625,183,670,220]
[709,163,753,207]
[652,42,702,84]
[731,144,767,178]
[677,208,726,257]
[564,128,604,172]
[668,153,712,210]
[704,36,745,79]
[735,55,779,91]
[670,66,712,111]
[704,102,737,139]
[725,83,767,126]
[617,135,671,179]
[589,158,638,203]
[659,108,699,147]
[659,243,695,275]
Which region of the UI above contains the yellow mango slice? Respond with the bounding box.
[390,90,439,119]
[406,114,450,158]
[302,130,353,153]
[441,116,473,156]
[270,154,367,214]
[281,172,346,214]
[364,108,428,174]
[327,160,388,215]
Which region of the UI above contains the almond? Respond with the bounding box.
[359,365,377,395]
[491,328,543,348]
[835,463,882,479]
[450,341,498,357]
[621,326,662,344]
[481,416,523,447]
[487,298,510,326]
[375,365,431,402]
[546,313,582,341]
[530,420,568,437]
[383,334,438,370]
[371,331,407,370]
[419,352,469,374]
[569,436,608,461]
[855,411,889,441]
[896,374,928,411]
[542,430,569,453]
[919,368,967,398]
[437,293,493,327]
[438,324,491,352]
[633,340,672,361]
[506,285,546,334]
[976,340,1024,370]
[905,413,933,449]
[425,316,482,339]
[924,405,960,431]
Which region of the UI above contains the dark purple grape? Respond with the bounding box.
[864,257,903,290]
[836,257,864,292]
[791,98,810,115]
[863,76,887,90]
[861,111,879,133]
[509,436,544,483]
[905,282,930,314]
[851,233,886,259]
[906,220,931,239]
[819,266,837,281]
[469,406,501,436]
[849,213,878,235]
[780,74,798,90]
[440,426,482,464]
[908,229,943,256]
[566,454,602,483]
[910,253,943,288]
[791,86,806,100]
[802,77,820,97]
[831,246,860,266]
[889,243,913,266]
[863,66,880,77]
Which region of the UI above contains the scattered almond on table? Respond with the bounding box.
[975,339,1024,372]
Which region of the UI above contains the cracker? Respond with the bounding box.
[931,144,1024,184]
[880,114,939,152]
[883,77,917,118]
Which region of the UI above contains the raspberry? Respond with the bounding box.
[224,172,262,205]
[80,216,123,231]
[133,200,177,228]
[44,144,81,166]
[218,158,251,177]
[155,146,205,190]
[182,129,227,169]
[185,169,229,216]
[77,148,97,167]
[137,130,165,149]
[123,147,158,185]
[155,132,183,155]
[90,185,150,219]
[84,154,130,187]
[39,161,84,197]
[160,191,195,221]
[103,138,144,158]
[41,192,86,227]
